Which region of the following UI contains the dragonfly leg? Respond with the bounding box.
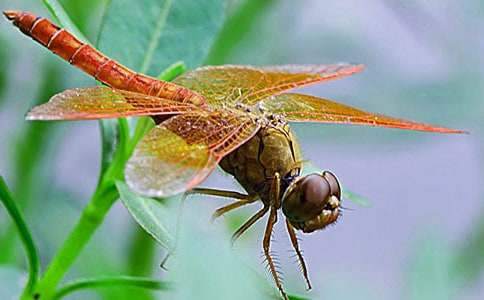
[212,195,258,220]
[264,207,287,300]
[188,187,251,200]
[187,187,258,220]
[263,172,287,300]
[160,192,188,270]
[286,219,312,290]
[159,252,171,271]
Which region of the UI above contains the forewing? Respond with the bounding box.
[260,93,464,133]
[125,110,260,197]
[26,87,201,120]
[173,63,363,107]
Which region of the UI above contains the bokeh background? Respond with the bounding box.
[0,0,482,299]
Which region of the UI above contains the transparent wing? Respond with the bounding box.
[26,87,202,121]
[125,110,260,197]
[259,93,464,133]
[173,63,363,107]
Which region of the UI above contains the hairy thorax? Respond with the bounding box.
[219,122,302,204]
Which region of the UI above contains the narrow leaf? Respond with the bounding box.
[341,189,372,208]
[116,181,174,250]
[42,0,90,42]
[0,176,39,295]
[287,295,311,300]
[98,119,120,174]
[406,235,459,300]
[452,208,484,283]
[97,0,225,75]
[53,276,171,300]
[167,211,268,300]
[157,61,187,81]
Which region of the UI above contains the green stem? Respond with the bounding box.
[52,276,172,300]
[0,176,40,298]
[121,61,185,298]
[33,184,119,299]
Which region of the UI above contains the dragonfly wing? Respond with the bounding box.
[173,63,363,107]
[125,110,260,197]
[259,93,464,133]
[26,87,201,121]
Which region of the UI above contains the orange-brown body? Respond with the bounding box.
[220,121,302,204]
[4,10,204,106]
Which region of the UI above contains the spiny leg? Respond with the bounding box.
[188,187,258,219]
[264,207,286,300]
[188,187,250,200]
[263,172,288,300]
[212,195,258,220]
[286,219,312,290]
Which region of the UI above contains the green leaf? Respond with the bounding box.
[341,189,372,208]
[157,61,187,80]
[406,234,459,300]
[166,209,269,300]
[287,295,310,300]
[205,0,276,64]
[98,119,121,174]
[59,0,109,39]
[0,59,63,263]
[452,207,484,284]
[0,177,39,296]
[53,276,171,300]
[42,0,90,42]
[97,0,225,75]
[116,181,174,250]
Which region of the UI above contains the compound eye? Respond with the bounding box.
[322,171,341,199]
[301,174,331,210]
[282,174,331,222]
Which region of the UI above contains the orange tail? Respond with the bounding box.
[3,10,204,106]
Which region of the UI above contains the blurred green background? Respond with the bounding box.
[0,0,482,299]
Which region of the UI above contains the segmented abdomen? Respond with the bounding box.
[3,10,205,106]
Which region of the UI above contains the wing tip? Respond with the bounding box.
[426,127,468,134]
[339,62,365,74]
[25,110,58,121]
[25,111,41,121]
[406,121,467,134]
[387,123,467,134]
[125,174,182,199]
[124,160,183,199]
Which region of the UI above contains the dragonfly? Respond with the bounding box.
[4,10,464,300]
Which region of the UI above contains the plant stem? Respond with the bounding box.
[52,276,172,300]
[0,176,40,299]
[33,184,119,299]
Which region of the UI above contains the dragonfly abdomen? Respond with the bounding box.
[3,10,204,106]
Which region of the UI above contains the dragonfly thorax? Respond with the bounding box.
[219,122,301,205]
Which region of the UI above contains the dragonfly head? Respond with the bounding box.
[282,171,341,233]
